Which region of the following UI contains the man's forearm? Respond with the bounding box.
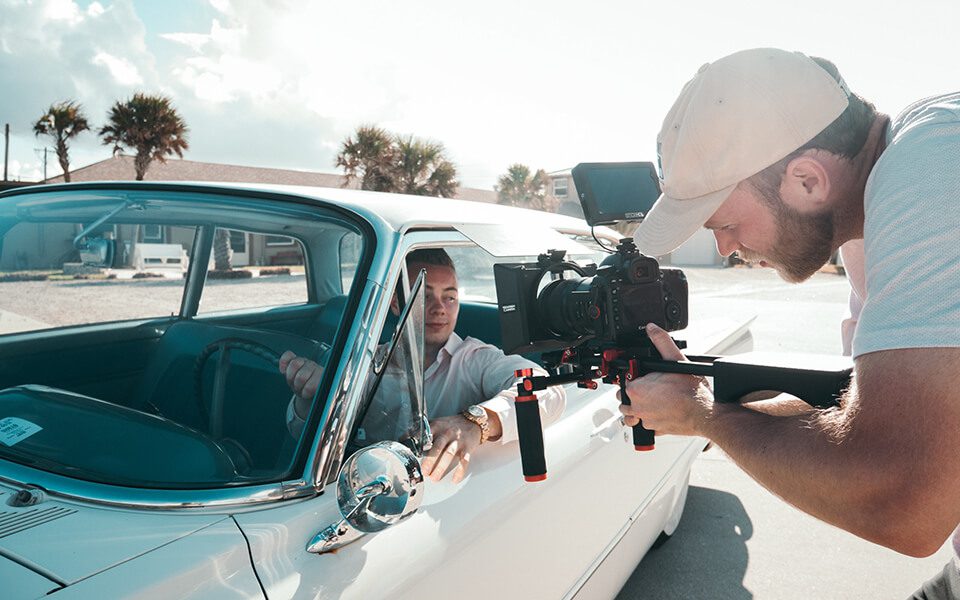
[702,397,924,554]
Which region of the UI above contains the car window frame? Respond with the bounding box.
[0,184,381,508]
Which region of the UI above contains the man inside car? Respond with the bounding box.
[282,248,566,484]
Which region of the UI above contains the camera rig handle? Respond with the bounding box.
[512,348,853,482]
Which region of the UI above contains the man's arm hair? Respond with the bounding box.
[702,346,960,557]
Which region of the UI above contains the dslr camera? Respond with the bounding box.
[494,162,688,356]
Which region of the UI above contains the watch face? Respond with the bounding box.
[468,405,485,419]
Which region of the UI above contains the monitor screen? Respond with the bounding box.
[571,162,661,226]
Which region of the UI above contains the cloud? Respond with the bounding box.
[1,0,584,187]
[0,1,157,128]
[42,0,83,23]
[87,2,105,17]
[4,159,44,182]
[0,0,163,180]
[92,51,144,86]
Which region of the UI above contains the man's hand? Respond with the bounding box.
[279,351,323,409]
[619,323,713,436]
[421,415,482,484]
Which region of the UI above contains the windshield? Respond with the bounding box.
[0,187,370,489]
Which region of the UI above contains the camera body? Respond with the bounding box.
[494,237,688,355]
[494,161,687,356]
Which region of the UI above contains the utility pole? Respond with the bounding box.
[3,123,8,182]
[34,147,49,181]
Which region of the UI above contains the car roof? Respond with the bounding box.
[2,180,620,242]
[236,182,596,233]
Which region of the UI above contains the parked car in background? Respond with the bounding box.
[0,182,746,599]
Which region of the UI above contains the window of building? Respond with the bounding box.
[142,224,164,243]
[265,235,295,246]
[553,178,568,198]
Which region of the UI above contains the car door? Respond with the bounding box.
[234,231,691,599]
[234,391,691,600]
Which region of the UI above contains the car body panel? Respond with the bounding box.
[49,519,264,599]
[0,557,58,599]
[0,181,743,599]
[0,482,226,584]
[236,387,705,600]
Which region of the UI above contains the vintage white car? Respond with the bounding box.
[0,182,746,599]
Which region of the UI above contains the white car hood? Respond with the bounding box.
[0,482,226,588]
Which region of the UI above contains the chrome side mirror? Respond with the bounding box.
[307,441,424,553]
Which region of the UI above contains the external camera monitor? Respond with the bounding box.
[571,161,661,227]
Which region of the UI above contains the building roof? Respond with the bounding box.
[47,155,498,203]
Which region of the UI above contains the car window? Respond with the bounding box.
[346,239,603,456]
[0,188,371,489]
[0,217,194,335]
[197,227,309,314]
[340,232,362,291]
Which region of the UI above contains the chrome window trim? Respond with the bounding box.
[0,462,306,511]
[307,280,387,490]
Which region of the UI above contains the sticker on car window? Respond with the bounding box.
[0,417,42,446]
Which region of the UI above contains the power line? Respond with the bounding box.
[33,147,51,181]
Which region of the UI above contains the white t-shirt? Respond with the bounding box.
[839,91,960,559]
[849,91,960,358]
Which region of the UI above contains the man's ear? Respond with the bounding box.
[781,154,830,212]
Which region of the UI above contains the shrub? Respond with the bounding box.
[132,271,165,279]
[207,269,253,280]
[0,272,49,282]
[259,267,291,276]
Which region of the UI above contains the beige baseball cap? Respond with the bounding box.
[633,48,850,256]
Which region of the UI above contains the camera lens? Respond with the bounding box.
[537,277,599,339]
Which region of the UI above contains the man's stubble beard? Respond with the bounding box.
[739,195,836,284]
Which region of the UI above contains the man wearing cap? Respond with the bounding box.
[622,48,960,597]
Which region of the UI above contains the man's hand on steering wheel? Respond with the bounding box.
[280,351,324,418]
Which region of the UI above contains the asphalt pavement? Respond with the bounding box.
[616,266,954,600]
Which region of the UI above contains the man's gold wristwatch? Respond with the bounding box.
[461,405,490,445]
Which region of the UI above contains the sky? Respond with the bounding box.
[1,0,959,188]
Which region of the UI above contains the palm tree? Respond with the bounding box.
[335,125,398,191]
[33,100,90,182]
[335,126,459,197]
[393,136,459,198]
[495,164,557,211]
[213,228,233,272]
[99,93,189,180]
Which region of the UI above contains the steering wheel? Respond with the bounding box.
[193,338,291,471]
